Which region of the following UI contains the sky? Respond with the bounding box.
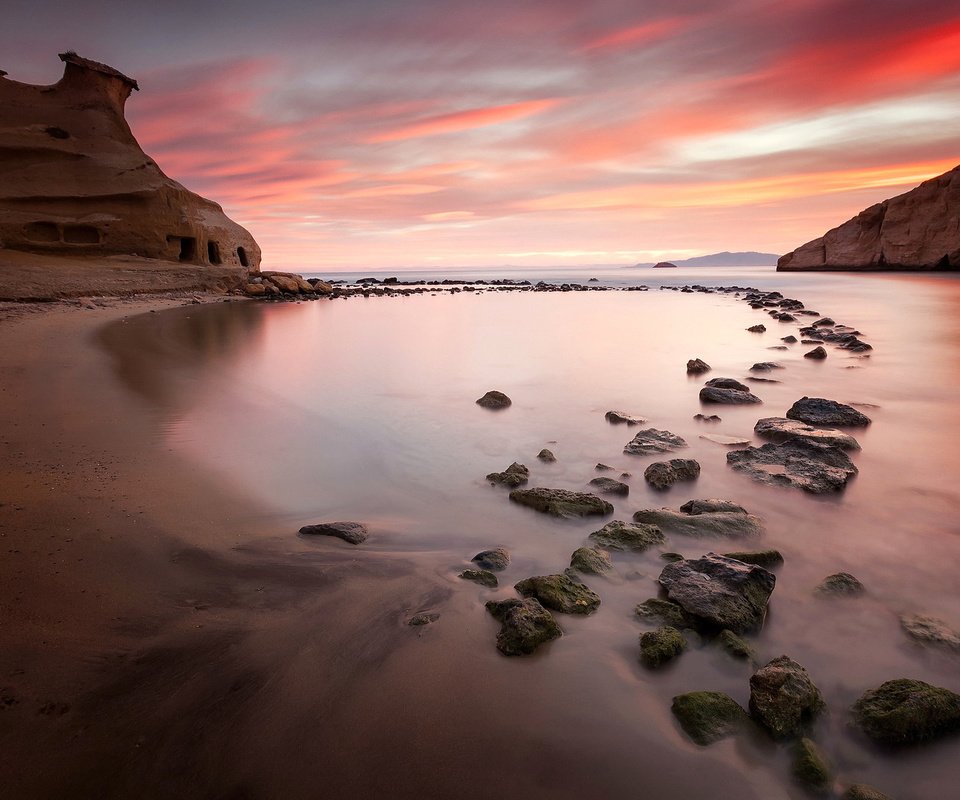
[4,0,960,269]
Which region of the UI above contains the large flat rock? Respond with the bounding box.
[726,439,858,493]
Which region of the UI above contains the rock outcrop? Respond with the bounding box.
[778,165,960,271]
[0,53,261,272]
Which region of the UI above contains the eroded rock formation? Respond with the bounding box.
[0,53,260,270]
[778,165,960,271]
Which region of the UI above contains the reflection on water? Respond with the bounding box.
[103,268,960,798]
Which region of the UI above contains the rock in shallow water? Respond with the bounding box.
[699,386,762,404]
[537,448,557,462]
[699,433,752,446]
[726,439,858,494]
[899,613,960,651]
[472,547,510,571]
[476,390,512,409]
[754,417,861,450]
[623,427,688,455]
[842,785,894,800]
[716,629,755,661]
[680,498,747,515]
[671,691,751,745]
[639,626,686,667]
[816,572,865,596]
[792,737,832,793]
[486,462,530,487]
[509,487,613,518]
[636,597,696,628]
[749,655,825,739]
[705,377,750,391]
[515,573,601,614]
[786,396,871,427]
[408,613,440,626]
[486,597,562,656]
[633,508,762,539]
[459,569,498,588]
[805,346,828,360]
[605,410,648,426]
[687,357,711,374]
[644,458,701,489]
[852,679,960,744]
[590,520,664,550]
[588,476,630,496]
[659,553,776,633]
[569,546,612,574]
[299,521,369,545]
[723,549,784,568]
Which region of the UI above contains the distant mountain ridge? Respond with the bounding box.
[632,251,779,268]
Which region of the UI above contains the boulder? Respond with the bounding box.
[792,737,832,794]
[900,613,960,651]
[486,462,529,487]
[623,428,688,455]
[659,553,776,633]
[471,547,510,571]
[747,324,767,333]
[723,549,784,568]
[635,598,696,628]
[515,573,601,615]
[633,508,762,539]
[605,410,648,426]
[852,679,960,744]
[699,386,762,404]
[786,397,871,427]
[782,335,798,343]
[671,691,751,745]
[754,417,861,450]
[299,521,368,545]
[639,626,687,668]
[705,377,750,391]
[485,598,562,656]
[816,572,865,596]
[588,476,629,496]
[777,164,960,271]
[644,459,701,489]
[805,346,828,360]
[686,358,711,374]
[459,569,498,588]
[680,498,747,515]
[537,448,557,462]
[569,546,613,574]
[590,520,664,550]
[726,439,858,494]
[476,390,512,409]
[749,656,825,739]
[509,488,613,518]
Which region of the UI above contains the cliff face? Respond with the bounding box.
[778,165,960,271]
[0,53,260,271]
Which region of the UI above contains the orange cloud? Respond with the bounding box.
[580,17,690,52]
[366,98,562,143]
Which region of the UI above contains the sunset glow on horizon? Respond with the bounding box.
[6,0,960,269]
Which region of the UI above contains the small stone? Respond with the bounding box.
[471,547,510,571]
[900,613,960,651]
[749,656,825,739]
[605,410,648,425]
[299,521,368,544]
[687,358,711,374]
[589,477,629,496]
[699,434,751,446]
[816,572,865,596]
[671,691,751,745]
[476,390,512,409]
[595,463,614,471]
[623,428,687,456]
[792,737,832,794]
[749,361,783,371]
[460,569,498,588]
[786,397,871,427]
[639,626,686,667]
[408,613,439,626]
[705,377,750,391]
[747,324,767,332]
[716,629,755,660]
[635,597,695,628]
[699,386,762,404]
[590,520,664,551]
[569,546,613,574]
[680,499,747,515]
[486,462,530,487]
[805,346,828,359]
[694,413,722,422]
[515,573,601,614]
[537,448,557,463]
[486,598,562,656]
[644,459,700,489]
[852,679,960,744]
[782,335,798,343]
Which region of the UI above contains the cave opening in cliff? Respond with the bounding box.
[207,241,221,265]
[237,246,248,267]
[177,236,196,263]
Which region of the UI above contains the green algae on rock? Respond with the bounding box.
[792,737,833,794]
[485,597,561,656]
[749,656,825,739]
[515,573,601,614]
[671,691,750,745]
[852,679,960,745]
[459,569,498,588]
[589,520,664,551]
[639,625,686,668]
[509,487,614,518]
[569,546,613,575]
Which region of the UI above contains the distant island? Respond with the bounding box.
[633,251,780,268]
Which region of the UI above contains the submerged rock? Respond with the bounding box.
[805,346,828,360]
[640,626,687,667]
[705,377,750,391]
[515,573,601,614]
[699,386,762,404]
[636,597,696,628]
[816,572,865,596]
[782,335,798,343]
[633,508,762,539]
[659,553,776,633]
[486,462,530,487]
[569,546,613,574]
[623,428,688,456]
[459,569,498,588]
[747,324,767,333]
[486,597,562,656]
[852,679,960,744]
[588,476,630,496]
[687,358,711,374]
[509,487,613,518]
[786,396,872,427]
[537,448,557,463]
[842,785,894,800]
[694,413,722,422]
[792,737,833,793]
[471,547,510,571]
[644,458,701,489]
[590,520,664,550]
[726,439,858,494]
[299,521,369,545]
[723,549,784,568]
[716,629,755,660]
[700,433,752,446]
[671,691,751,745]
[750,361,783,371]
[749,656,825,739]
[900,613,960,651]
[754,417,861,450]
[408,612,440,626]
[680,498,747,515]
[605,410,648,426]
[476,390,512,409]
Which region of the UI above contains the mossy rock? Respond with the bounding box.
[569,546,613,575]
[486,597,561,656]
[792,737,832,793]
[635,597,696,629]
[749,655,825,739]
[515,573,601,614]
[816,572,865,596]
[486,462,530,487]
[842,784,894,800]
[589,519,664,551]
[852,679,960,745]
[716,629,755,660]
[459,569,498,588]
[639,626,686,668]
[509,487,614,518]
[471,547,510,571]
[671,691,750,745]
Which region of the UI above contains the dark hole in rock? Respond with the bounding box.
[62,224,100,244]
[207,240,221,265]
[177,236,197,262]
[23,221,59,242]
[45,126,70,139]
[237,246,249,267]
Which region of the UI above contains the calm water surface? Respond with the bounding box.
[103,267,960,799]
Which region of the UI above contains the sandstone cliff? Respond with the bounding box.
[778,165,960,271]
[0,53,260,272]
